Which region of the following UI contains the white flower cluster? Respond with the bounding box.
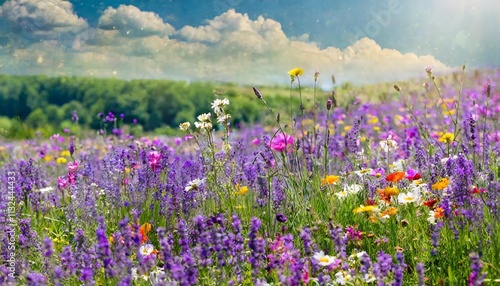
[185,178,205,191]
[379,135,397,152]
[335,184,363,200]
[179,122,190,131]
[211,98,229,115]
[211,98,231,124]
[194,113,212,131]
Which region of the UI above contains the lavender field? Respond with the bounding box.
[1,67,499,285]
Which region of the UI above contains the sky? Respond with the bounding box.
[0,0,499,87]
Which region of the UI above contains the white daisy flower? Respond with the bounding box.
[379,135,397,152]
[313,251,337,266]
[37,186,54,194]
[427,210,437,224]
[197,113,211,122]
[194,121,212,130]
[335,271,352,285]
[391,159,405,172]
[179,122,191,131]
[398,190,421,205]
[354,168,373,177]
[217,114,231,123]
[139,244,155,257]
[185,178,205,191]
[335,191,349,200]
[211,98,230,114]
[344,184,362,194]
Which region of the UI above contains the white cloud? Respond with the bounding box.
[0,7,455,86]
[0,0,88,38]
[98,5,175,37]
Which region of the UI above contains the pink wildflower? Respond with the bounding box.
[68,161,79,174]
[269,133,294,152]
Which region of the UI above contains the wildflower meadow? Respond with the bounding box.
[1,66,499,285]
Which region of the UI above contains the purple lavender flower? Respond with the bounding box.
[329,223,346,259]
[430,221,443,256]
[276,213,287,223]
[59,246,75,276]
[26,272,46,286]
[43,237,54,258]
[79,267,94,284]
[299,227,312,256]
[71,110,79,123]
[69,139,75,156]
[373,251,392,281]
[249,217,265,279]
[360,252,372,274]
[19,218,38,249]
[392,251,406,286]
[468,253,485,286]
[416,262,425,286]
[95,217,115,278]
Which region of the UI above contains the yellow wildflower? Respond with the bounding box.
[288,68,304,82]
[238,185,249,195]
[438,132,454,143]
[302,119,314,126]
[368,117,379,124]
[321,175,340,186]
[353,205,378,213]
[43,155,54,162]
[444,109,455,116]
[343,125,352,132]
[432,178,450,191]
[56,157,67,164]
[373,126,380,131]
[288,68,304,77]
[60,150,71,157]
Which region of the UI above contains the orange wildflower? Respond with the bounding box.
[321,175,340,186]
[386,172,405,183]
[434,207,444,219]
[380,207,398,218]
[378,186,399,203]
[432,178,450,191]
[139,223,152,244]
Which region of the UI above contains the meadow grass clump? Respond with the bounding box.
[0,67,499,285]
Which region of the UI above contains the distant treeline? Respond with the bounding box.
[0,74,298,138]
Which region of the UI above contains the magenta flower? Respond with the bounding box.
[269,133,294,152]
[68,161,79,174]
[405,168,422,181]
[148,151,162,171]
[68,173,76,184]
[174,137,182,145]
[252,138,261,146]
[58,176,69,189]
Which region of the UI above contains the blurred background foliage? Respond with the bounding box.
[0,74,306,139]
[0,70,477,140]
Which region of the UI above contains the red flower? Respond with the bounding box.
[472,187,486,194]
[423,198,439,209]
[365,199,377,206]
[386,172,405,182]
